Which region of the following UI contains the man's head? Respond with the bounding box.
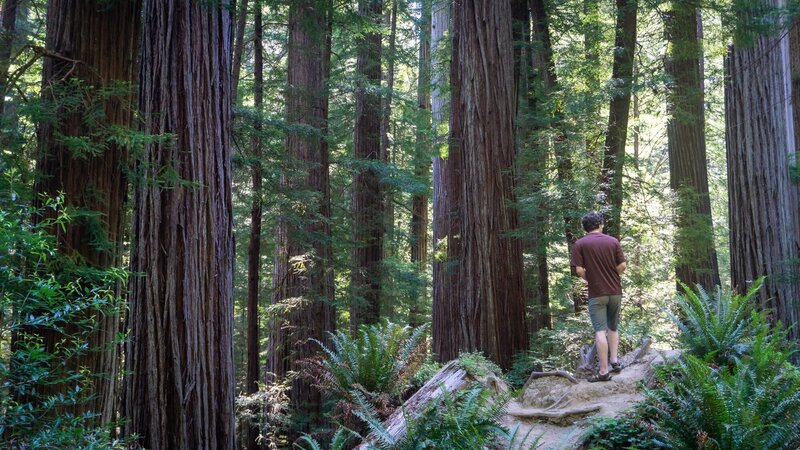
[581,211,604,232]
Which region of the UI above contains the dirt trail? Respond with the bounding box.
[501,347,680,450]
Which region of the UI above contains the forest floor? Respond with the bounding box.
[501,347,681,449]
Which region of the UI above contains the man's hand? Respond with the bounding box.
[576,266,587,280]
[616,261,627,275]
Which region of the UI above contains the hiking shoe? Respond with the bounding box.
[610,362,623,374]
[587,372,613,382]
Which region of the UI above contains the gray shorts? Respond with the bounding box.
[588,295,622,332]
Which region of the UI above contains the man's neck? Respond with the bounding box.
[588,229,603,234]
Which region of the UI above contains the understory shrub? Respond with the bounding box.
[580,414,657,450]
[0,193,129,448]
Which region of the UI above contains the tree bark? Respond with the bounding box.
[725,1,800,340]
[31,0,140,425]
[124,1,236,448]
[599,0,637,239]
[351,0,384,331]
[381,0,398,264]
[246,5,263,450]
[431,0,460,363]
[268,0,335,437]
[409,0,431,328]
[447,0,528,371]
[665,3,720,290]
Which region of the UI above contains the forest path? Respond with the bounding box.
[501,347,680,449]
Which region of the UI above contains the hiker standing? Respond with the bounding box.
[570,212,627,382]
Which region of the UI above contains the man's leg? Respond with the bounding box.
[596,330,609,375]
[608,329,619,365]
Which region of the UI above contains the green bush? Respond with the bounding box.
[643,353,800,449]
[303,321,428,423]
[666,280,763,367]
[580,414,657,450]
[0,193,128,448]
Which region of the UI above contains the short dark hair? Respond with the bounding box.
[581,212,604,232]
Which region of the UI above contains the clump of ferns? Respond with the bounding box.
[300,321,429,426]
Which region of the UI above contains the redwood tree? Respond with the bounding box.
[665,2,720,289]
[267,0,334,434]
[409,0,431,327]
[725,3,800,339]
[351,0,384,330]
[32,0,140,424]
[444,0,528,370]
[599,0,637,238]
[123,1,236,448]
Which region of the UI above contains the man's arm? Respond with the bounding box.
[616,261,626,274]
[576,266,587,280]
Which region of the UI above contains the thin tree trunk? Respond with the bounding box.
[268,0,335,437]
[409,0,431,328]
[725,1,800,340]
[523,0,553,331]
[30,0,140,425]
[381,0,398,265]
[124,1,236,448]
[232,0,250,100]
[431,0,459,362]
[246,5,263,450]
[0,0,18,117]
[351,0,384,331]
[665,3,720,290]
[599,0,637,239]
[448,0,528,371]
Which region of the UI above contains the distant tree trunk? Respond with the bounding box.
[268,0,334,436]
[409,0,431,328]
[599,0,637,239]
[31,0,140,425]
[790,20,800,148]
[0,0,18,117]
[431,0,460,362]
[665,4,720,290]
[246,5,263,450]
[381,0,397,265]
[351,0,384,331]
[523,0,554,331]
[124,1,236,448]
[725,3,800,340]
[232,0,250,100]
[447,0,527,371]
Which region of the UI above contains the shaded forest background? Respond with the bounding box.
[1,0,800,448]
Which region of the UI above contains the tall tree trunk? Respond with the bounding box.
[31,0,140,425]
[599,0,637,239]
[431,0,459,362]
[381,0,397,265]
[725,2,800,340]
[790,19,800,149]
[521,0,554,331]
[665,3,720,290]
[124,1,236,448]
[447,0,528,371]
[409,0,431,328]
[232,0,250,100]
[246,5,263,450]
[268,0,335,436]
[351,0,384,331]
[0,0,18,117]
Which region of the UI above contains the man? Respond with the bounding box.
[570,212,626,382]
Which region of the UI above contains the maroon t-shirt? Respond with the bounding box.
[570,232,626,298]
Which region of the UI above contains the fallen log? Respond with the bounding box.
[507,404,602,421]
[355,359,504,449]
[525,370,579,386]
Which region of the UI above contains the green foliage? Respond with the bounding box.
[666,280,764,367]
[581,414,657,450]
[304,321,428,421]
[643,354,800,450]
[235,380,291,450]
[0,190,129,448]
[296,384,540,450]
